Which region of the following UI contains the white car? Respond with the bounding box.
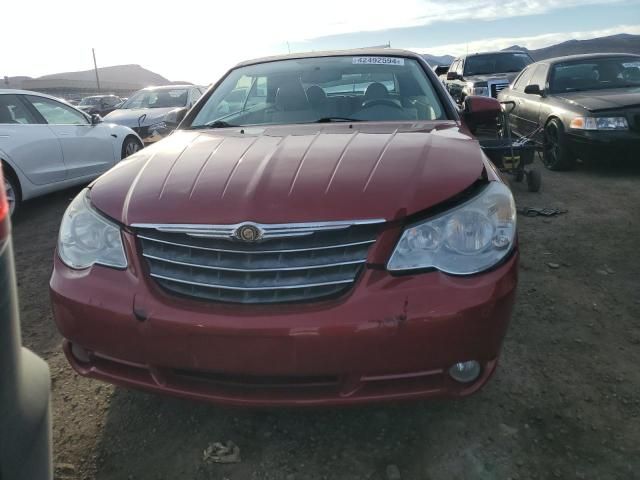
[0,90,143,216]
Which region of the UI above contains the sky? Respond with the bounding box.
[3,0,639,85]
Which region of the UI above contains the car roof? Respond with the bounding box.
[234,48,425,68]
[139,84,193,91]
[0,89,80,103]
[459,50,532,59]
[540,52,640,64]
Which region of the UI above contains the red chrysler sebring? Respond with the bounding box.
[50,50,518,406]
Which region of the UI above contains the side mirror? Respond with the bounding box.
[164,107,187,126]
[90,113,102,125]
[524,84,543,95]
[462,96,502,130]
[446,71,460,81]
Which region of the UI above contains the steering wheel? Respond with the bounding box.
[361,98,404,110]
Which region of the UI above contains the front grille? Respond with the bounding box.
[135,221,383,304]
[490,82,509,98]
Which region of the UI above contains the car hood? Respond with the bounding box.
[465,72,519,84]
[555,87,640,112]
[101,107,178,127]
[90,122,486,226]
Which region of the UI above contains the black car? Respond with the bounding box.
[443,51,534,103]
[77,94,122,116]
[498,53,640,170]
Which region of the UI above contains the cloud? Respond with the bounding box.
[409,24,640,56]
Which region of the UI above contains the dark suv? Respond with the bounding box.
[77,94,122,116]
[442,51,534,104]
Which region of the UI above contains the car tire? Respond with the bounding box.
[121,136,143,159]
[2,168,21,217]
[543,119,575,171]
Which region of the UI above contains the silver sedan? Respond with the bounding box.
[0,90,143,216]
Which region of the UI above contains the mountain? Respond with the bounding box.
[421,53,455,66]
[1,64,175,95]
[35,64,170,86]
[505,33,640,60]
[423,33,640,67]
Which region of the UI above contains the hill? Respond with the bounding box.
[36,64,170,85]
[507,33,640,60]
[421,53,455,66]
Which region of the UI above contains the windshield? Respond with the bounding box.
[188,56,446,128]
[79,97,100,106]
[550,56,640,93]
[121,88,189,109]
[464,53,533,76]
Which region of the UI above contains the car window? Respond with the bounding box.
[464,53,533,76]
[529,64,549,89]
[549,56,640,93]
[0,94,39,124]
[121,89,189,109]
[512,65,535,91]
[26,96,88,125]
[190,56,447,127]
[79,97,100,106]
[191,88,203,104]
[455,60,464,75]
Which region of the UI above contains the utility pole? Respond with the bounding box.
[286,41,291,54]
[92,48,101,92]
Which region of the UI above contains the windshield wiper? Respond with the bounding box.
[315,117,362,123]
[189,120,240,129]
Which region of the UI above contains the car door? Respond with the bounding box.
[25,95,117,179]
[517,63,549,138]
[504,65,535,136]
[0,94,66,185]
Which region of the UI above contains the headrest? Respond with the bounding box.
[275,80,309,111]
[363,82,389,101]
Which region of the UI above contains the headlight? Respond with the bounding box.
[464,82,489,96]
[58,189,127,269]
[569,117,628,130]
[387,182,516,275]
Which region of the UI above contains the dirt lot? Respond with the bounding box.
[12,156,640,480]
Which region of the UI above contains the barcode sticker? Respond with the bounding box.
[352,57,405,66]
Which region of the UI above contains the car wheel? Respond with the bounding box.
[3,170,20,217]
[543,119,575,171]
[121,136,143,159]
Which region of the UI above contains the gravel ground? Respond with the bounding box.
[12,156,640,480]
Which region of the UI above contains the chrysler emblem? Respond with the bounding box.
[234,224,262,242]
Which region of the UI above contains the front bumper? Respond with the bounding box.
[50,232,518,407]
[567,129,640,161]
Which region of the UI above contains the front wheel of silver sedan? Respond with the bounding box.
[121,136,143,159]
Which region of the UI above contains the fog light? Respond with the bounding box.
[449,360,481,383]
[71,343,91,363]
